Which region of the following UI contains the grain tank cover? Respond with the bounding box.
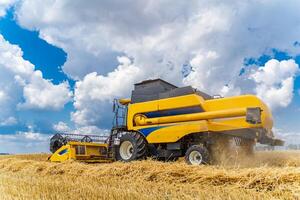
[131,79,211,103]
[134,79,177,91]
[131,79,176,103]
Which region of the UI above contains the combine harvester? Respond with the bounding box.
[49,79,283,165]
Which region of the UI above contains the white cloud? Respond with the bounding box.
[0,0,15,17]
[0,34,72,126]
[0,34,34,77]
[251,59,299,86]
[0,90,8,103]
[53,121,109,136]
[15,0,199,80]
[0,131,50,153]
[273,128,300,145]
[183,51,241,96]
[14,1,300,93]
[10,0,300,127]
[73,126,109,135]
[22,131,45,140]
[71,56,142,126]
[18,71,72,110]
[0,116,17,126]
[53,121,71,133]
[250,59,299,109]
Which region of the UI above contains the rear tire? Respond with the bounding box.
[185,145,210,165]
[116,132,147,162]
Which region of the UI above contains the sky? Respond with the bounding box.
[0,0,300,153]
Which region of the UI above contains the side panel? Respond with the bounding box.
[127,100,159,128]
[50,142,110,162]
[127,94,205,130]
[49,145,71,162]
[203,95,273,132]
[127,94,274,143]
[139,120,208,143]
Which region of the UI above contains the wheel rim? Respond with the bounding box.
[119,141,134,160]
[189,150,203,165]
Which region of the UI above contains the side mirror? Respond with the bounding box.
[112,99,116,112]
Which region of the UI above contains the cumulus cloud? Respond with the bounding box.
[18,71,72,110]
[22,131,45,140]
[71,56,142,126]
[0,34,72,126]
[0,90,8,103]
[53,121,71,133]
[183,51,241,96]
[15,0,198,80]
[0,0,15,17]
[72,126,109,135]
[13,1,300,93]
[0,131,50,153]
[250,59,299,109]
[0,116,17,126]
[9,0,300,128]
[53,121,109,136]
[273,128,300,145]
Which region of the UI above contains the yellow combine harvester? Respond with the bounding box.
[49,79,283,165]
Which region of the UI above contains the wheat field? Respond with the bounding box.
[0,151,300,200]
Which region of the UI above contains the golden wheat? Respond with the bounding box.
[0,151,300,200]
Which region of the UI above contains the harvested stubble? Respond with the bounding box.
[0,151,300,200]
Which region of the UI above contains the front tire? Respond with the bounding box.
[185,145,210,165]
[116,132,147,162]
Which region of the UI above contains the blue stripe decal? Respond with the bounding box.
[139,126,168,137]
[58,149,68,155]
[144,106,202,118]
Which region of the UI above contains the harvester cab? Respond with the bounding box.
[112,98,129,129]
[49,79,284,165]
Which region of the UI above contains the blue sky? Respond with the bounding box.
[0,1,300,153]
[0,9,73,135]
[243,50,300,131]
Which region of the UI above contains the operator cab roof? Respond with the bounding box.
[131,79,212,103]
